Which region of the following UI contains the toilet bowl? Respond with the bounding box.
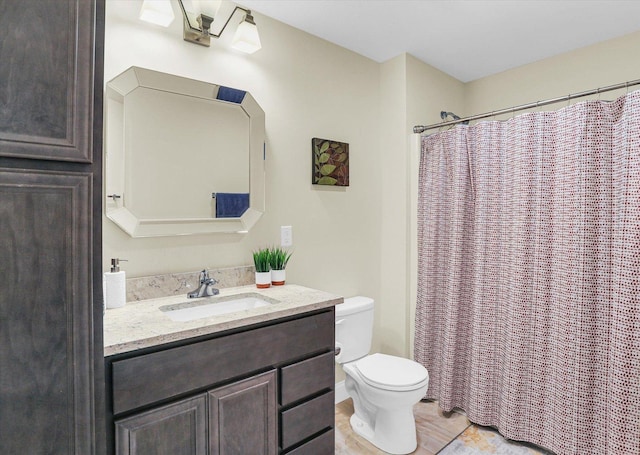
[343,353,429,454]
[336,297,429,455]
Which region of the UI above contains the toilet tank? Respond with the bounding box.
[335,296,374,363]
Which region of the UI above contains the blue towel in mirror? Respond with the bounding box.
[215,193,250,218]
[216,86,246,104]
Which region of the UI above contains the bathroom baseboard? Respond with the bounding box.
[335,380,348,403]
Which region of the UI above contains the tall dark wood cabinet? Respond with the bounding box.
[0,1,105,454]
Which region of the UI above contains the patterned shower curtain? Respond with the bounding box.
[414,91,640,455]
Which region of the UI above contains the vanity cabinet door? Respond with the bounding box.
[208,371,277,455]
[0,170,97,454]
[0,0,96,162]
[115,395,207,455]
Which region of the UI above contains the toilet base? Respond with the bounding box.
[350,407,418,455]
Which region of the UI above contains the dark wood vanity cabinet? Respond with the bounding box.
[106,309,336,455]
[0,1,105,454]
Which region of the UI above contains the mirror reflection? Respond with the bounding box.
[105,67,265,237]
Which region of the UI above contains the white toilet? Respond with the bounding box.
[335,296,429,455]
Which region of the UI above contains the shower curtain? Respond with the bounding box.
[414,91,640,455]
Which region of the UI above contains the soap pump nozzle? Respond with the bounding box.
[110,258,128,273]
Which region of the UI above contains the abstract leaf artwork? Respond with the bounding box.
[312,138,349,186]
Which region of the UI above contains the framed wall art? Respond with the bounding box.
[312,137,349,186]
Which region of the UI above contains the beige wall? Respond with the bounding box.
[104,2,382,304]
[105,2,640,385]
[465,30,640,117]
[377,54,466,359]
[105,1,387,386]
[377,55,407,357]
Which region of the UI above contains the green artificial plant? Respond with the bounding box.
[252,248,271,273]
[268,247,292,271]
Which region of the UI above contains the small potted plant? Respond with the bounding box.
[269,246,292,286]
[253,248,271,288]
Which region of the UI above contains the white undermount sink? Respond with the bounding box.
[160,293,279,322]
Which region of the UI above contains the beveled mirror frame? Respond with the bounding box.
[104,67,265,237]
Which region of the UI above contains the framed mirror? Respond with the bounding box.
[105,67,265,237]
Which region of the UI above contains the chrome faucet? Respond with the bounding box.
[187,269,219,298]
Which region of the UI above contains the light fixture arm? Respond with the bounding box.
[178,0,253,46]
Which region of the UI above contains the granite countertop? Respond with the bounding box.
[104,284,342,356]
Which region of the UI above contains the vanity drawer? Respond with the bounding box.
[111,310,334,415]
[280,351,334,406]
[280,391,334,450]
[284,429,334,455]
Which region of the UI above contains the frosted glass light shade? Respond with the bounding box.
[139,0,175,27]
[231,20,262,54]
[190,0,221,18]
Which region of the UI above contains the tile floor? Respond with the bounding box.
[335,399,470,454]
[335,399,553,455]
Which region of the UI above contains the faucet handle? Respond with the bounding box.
[198,269,209,283]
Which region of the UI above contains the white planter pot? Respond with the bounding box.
[255,271,271,288]
[271,269,286,286]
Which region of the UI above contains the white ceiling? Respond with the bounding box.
[237,0,640,82]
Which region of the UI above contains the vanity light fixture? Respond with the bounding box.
[139,1,261,53]
[177,0,262,53]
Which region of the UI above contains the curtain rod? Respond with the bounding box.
[413,78,640,134]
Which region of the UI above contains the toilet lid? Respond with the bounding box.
[354,353,428,391]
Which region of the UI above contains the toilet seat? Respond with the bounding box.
[354,353,429,392]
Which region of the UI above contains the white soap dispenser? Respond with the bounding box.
[104,258,127,309]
